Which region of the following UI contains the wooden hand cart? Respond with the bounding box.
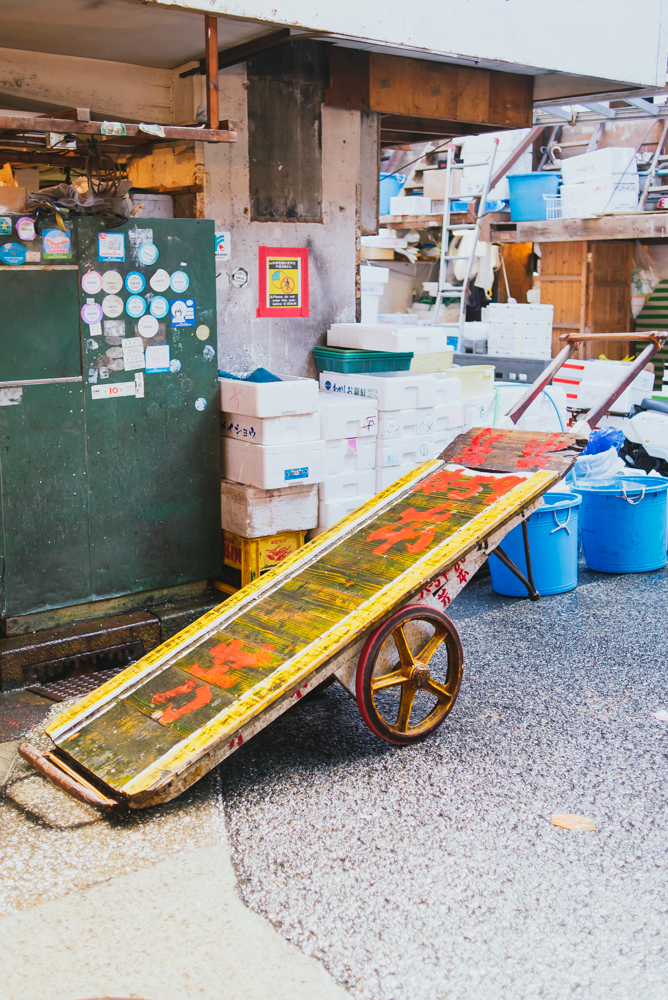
[19,333,666,810]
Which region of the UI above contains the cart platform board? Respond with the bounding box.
[22,428,581,809]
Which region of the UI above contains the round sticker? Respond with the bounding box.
[194,397,207,411]
[102,294,124,318]
[81,302,103,325]
[81,270,103,295]
[202,345,215,361]
[126,295,147,318]
[170,270,190,293]
[169,358,182,373]
[102,270,123,294]
[16,216,36,241]
[195,324,210,341]
[125,271,146,293]
[138,242,159,266]
[149,269,170,292]
[137,314,159,338]
[149,295,169,319]
[0,242,27,265]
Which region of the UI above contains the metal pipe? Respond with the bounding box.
[505,342,578,425]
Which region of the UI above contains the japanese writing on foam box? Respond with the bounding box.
[322,378,378,399]
[225,419,257,440]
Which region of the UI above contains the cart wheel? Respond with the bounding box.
[355,604,463,746]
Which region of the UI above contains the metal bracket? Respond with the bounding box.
[493,519,540,601]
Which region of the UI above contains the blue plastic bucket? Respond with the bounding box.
[508,173,560,221]
[489,492,581,597]
[573,476,668,573]
[379,172,407,215]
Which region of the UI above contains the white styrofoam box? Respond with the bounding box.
[389,195,432,215]
[220,478,318,537]
[376,463,425,493]
[554,359,654,412]
[319,468,376,502]
[430,427,464,456]
[483,302,554,322]
[377,407,435,440]
[520,320,551,359]
[576,379,651,414]
[324,437,376,476]
[376,435,433,468]
[410,348,454,373]
[129,193,174,218]
[561,176,639,218]
[560,147,637,185]
[319,371,438,410]
[360,264,390,290]
[433,372,462,405]
[318,391,378,440]
[318,494,374,530]
[461,129,531,156]
[463,391,496,427]
[494,383,568,432]
[221,410,320,446]
[447,365,495,397]
[487,321,521,356]
[224,437,325,490]
[434,400,465,431]
[219,374,319,418]
[327,324,450,354]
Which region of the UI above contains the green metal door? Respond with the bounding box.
[0,266,90,617]
[75,218,221,600]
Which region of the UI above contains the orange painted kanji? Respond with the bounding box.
[189,638,276,689]
[450,429,505,467]
[158,684,212,725]
[151,679,196,705]
[516,434,568,469]
[367,503,455,555]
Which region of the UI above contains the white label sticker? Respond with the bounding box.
[215,232,231,261]
[145,344,170,373]
[150,269,170,292]
[91,382,135,399]
[82,270,103,294]
[170,270,189,293]
[122,336,145,371]
[169,358,181,373]
[137,314,159,338]
[25,251,41,263]
[102,271,123,294]
[195,396,207,411]
[102,294,124,318]
[138,242,159,266]
[196,324,210,341]
[134,372,145,398]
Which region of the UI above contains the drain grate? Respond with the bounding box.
[26,641,144,702]
[28,665,130,702]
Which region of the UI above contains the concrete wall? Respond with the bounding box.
[203,64,359,378]
[153,0,668,89]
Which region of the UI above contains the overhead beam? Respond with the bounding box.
[625,97,661,116]
[0,115,237,143]
[205,15,219,130]
[179,28,297,77]
[582,102,616,118]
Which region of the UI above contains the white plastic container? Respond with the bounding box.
[430,428,463,457]
[318,494,374,529]
[377,407,436,439]
[409,348,454,373]
[389,195,432,215]
[324,437,376,476]
[560,147,637,185]
[360,265,390,324]
[561,176,639,219]
[221,410,320,446]
[553,360,654,413]
[433,372,462,406]
[219,374,319,418]
[447,365,495,397]
[318,391,378,440]
[220,479,318,537]
[224,437,325,489]
[327,324,450,354]
[463,391,496,427]
[376,463,422,493]
[376,435,433,468]
[318,468,376,502]
[319,371,438,410]
[434,400,465,432]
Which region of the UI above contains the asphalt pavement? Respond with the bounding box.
[221,562,668,999]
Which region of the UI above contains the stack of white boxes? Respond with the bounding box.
[459,129,532,201]
[560,147,639,219]
[219,373,325,497]
[327,323,454,375]
[317,392,379,530]
[481,303,554,360]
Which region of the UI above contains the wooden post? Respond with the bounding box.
[205,14,219,130]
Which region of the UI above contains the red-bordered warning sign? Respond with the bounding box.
[257,246,309,318]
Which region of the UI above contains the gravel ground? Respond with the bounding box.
[220,563,668,1000]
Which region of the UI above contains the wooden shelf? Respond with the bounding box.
[489,211,668,243]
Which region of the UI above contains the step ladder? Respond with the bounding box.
[433,138,499,349]
[639,119,668,210]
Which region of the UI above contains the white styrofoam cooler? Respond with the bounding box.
[430,428,464,456]
[560,147,637,185]
[376,435,433,468]
[327,324,450,354]
[560,176,639,219]
[376,463,422,493]
[319,371,437,410]
[377,406,435,439]
[360,265,389,325]
[463,391,496,427]
[324,437,376,476]
[221,410,320,446]
[389,195,431,215]
[318,494,374,529]
[434,372,462,405]
[224,437,325,490]
[318,468,376,502]
[219,374,319,418]
[554,359,654,414]
[220,478,318,537]
[434,400,465,431]
[318,391,378,440]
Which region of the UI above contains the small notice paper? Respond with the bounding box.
[122,336,145,372]
[145,344,170,373]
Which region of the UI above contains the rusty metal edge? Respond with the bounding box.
[18,743,120,809]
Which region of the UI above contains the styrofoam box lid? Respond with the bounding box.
[560,147,637,183]
[360,265,389,283]
[219,373,319,417]
[318,390,378,412]
[328,324,450,353]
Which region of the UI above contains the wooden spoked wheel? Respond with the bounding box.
[355,604,463,746]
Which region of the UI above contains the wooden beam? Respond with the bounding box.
[0,116,236,144]
[205,15,219,130]
[488,125,544,190]
[490,212,668,243]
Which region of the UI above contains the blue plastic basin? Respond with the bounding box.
[508,173,560,222]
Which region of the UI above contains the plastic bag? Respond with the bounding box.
[218,367,281,383]
[572,446,625,480]
[582,427,625,455]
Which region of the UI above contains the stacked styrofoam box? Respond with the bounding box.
[327,323,450,354]
[389,195,432,215]
[560,147,639,218]
[219,374,325,491]
[360,265,389,324]
[316,391,379,529]
[482,303,554,360]
[319,370,440,493]
[552,359,654,414]
[460,129,532,201]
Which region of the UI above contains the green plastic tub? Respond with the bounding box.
[313,346,413,374]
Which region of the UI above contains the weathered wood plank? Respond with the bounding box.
[439,428,583,475]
